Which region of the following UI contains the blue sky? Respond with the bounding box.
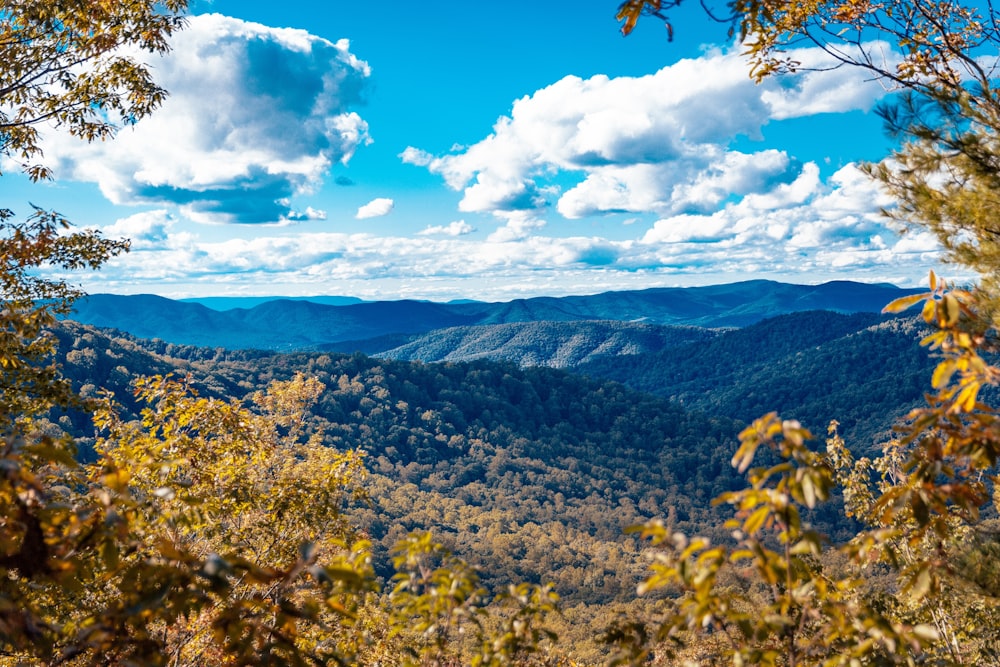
[3,1,949,300]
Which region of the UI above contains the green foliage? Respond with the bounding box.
[0,2,185,649]
[0,0,188,179]
[388,531,566,666]
[609,415,935,666]
[1,371,378,665]
[390,531,489,663]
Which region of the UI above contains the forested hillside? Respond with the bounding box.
[362,320,717,367]
[43,309,960,661]
[53,311,930,599]
[55,315,925,660]
[53,322,744,598]
[579,311,933,450]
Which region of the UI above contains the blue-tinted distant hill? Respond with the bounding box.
[181,295,365,311]
[67,280,923,351]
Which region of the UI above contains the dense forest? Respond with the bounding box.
[52,322,746,590]
[35,311,931,661]
[37,300,999,663]
[579,311,935,451]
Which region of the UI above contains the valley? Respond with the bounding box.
[54,282,934,612]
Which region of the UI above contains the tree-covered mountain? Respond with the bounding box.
[67,280,922,351]
[356,320,718,368]
[50,311,927,609]
[43,309,941,661]
[578,311,932,452]
[46,323,763,604]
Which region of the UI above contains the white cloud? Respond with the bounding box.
[356,197,394,219]
[487,212,546,242]
[38,13,372,224]
[402,44,889,221]
[761,41,901,119]
[632,160,908,275]
[418,220,475,236]
[74,188,944,301]
[101,210,174,249]
[286,206,328,221]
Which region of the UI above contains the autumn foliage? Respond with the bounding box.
[3,0,1000,664]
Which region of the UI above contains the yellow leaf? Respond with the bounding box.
[743,505,770,535]
[942,293,961,326]
[790,538,819,556]
[954,382,980,412]
[921,298,936,324]
[101,468,130,491]
[931,361,956,389]
[909,566,932,600]
[800,474,817,509]
[882,292,928,313]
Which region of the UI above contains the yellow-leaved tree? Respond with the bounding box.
[0,1,385,663]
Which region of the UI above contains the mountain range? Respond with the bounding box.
[69,279,922,353]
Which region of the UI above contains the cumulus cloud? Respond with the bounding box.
[356,197,394,219]
[77,197,942,302]
[402,44,889,220]
[418,220,475,236]
[761,41,901,119]
[487,213,546,243]
[102,210,176,249]
[285,206,328,221]
[634,163,906,280]
[38,13,372,224]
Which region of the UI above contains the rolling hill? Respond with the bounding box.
[67,280,922,352]
[578,311,931,451]
[351,320,718,367]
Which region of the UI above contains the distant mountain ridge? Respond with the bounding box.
[181,295,365,310]
[68,280,924,352]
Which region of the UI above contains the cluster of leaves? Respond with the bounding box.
[2,366,379,663]
[0,207,129,424]
[0,0,189,179]
[616,0,738,41]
